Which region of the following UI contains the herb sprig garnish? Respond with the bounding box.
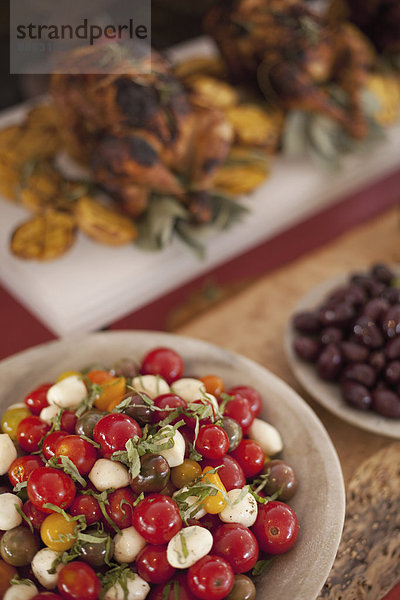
[10,575,36,587]
[249,472,282,504]
[160,579,181,600]
[15,503,33,533]
[252,557,274,576]
[173,466,227,523]
[99,564,138,599]
[110,420,185,480]
[46,455,87,487]
[74,380,104,418]
[80,488,121,534]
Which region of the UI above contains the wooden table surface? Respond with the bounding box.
[175,206,400,485]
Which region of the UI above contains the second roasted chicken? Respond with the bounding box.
[205,0,375,139]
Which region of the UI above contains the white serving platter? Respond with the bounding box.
[1,37,400,337]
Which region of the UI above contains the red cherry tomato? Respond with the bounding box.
[223,395,254,434]
[252,500,299,554]
[42,431,70,461]
[194,425,229,459]
[136,544,176,584]
[186,513,221,533]
[187,555,234,600]
[149,574,197,600]
[104,487,136,530]
[70,494,102,526]
[183,399,217,430]
[226,385,262,417]
[213,523,259,573]
[32,593,63,600]
[55,435,97,475]
[8,454,44,487]
[60,411,78,434]
[22,500,48,530]
[27,466,76,513]
[201,455,245,492]
[57,561,100,600]
[141,347,184,384]
[153,394,187,423]
[179,425,195,455]
[93,413,142,458]
[24,383,52,415]
[230,439,265,478]
[132,494,182,544]
[16,416,50,453]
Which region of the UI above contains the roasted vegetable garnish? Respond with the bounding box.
[0,160,20,201]
[173,56,226,80]
[213,148,269,195]
[224,105,284,149]
[187,76,238,109]
[0,105,62,169]
[10,210,76,261]
[19,161,63,213]
[75,196,137,246]
[365,73,400,125]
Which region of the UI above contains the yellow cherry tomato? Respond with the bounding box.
[106,389,127,412]
[200,375,225,397]
[1,405,31,439]
[86,373,126,412]
[56,370,82,382]
[98,377,126,412]
[201,466,227,514]
[171,459,202,489]
[40,512,77,552]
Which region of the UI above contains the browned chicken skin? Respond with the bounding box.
[51,45,233,222]
[205,0,374,138]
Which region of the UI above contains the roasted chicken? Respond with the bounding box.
[205,0,375,138]
[51,44,233,223]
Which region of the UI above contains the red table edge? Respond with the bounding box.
[1,166,400,361]
[382,583,400,600]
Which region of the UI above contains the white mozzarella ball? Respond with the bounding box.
[113,526,146,563]
[103,574,150,600]
[31,547,63,589]
[0,493,23,530]
[47,375,87,409]
[203,393,219,413]
[170,378,206,403]
[39,404,61,425]
[156,426,185,468]
[173,487,206,521]
[89,459,130,491]
[248,418,283,456]
[0,434,17,475]
[3,582,38,600]
[131,375,170,399]
[219,488,258,527]
[167,525,213,569]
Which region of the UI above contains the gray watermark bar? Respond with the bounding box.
[10,0,152,74]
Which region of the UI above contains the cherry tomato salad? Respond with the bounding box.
[0,346,300,600]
